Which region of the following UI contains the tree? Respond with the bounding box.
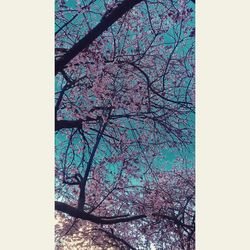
[55,0,195,249]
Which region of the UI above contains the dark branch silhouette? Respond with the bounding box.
[55,201,146,224]
[55,0,143,75]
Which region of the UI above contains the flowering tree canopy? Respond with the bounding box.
[55,0,195,249]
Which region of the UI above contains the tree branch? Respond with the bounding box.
[99,228,137,250]
[55,120,83,131]
[78,122,108,209]
[55,201,146,224]
[153,213,194,230]
[55,0,143,75]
